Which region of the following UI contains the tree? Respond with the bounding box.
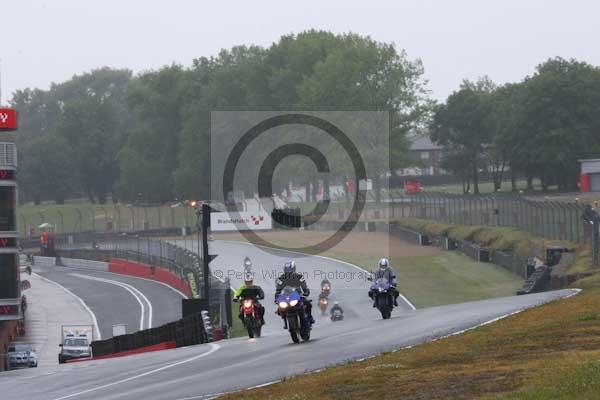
[117,65,186,203]
[430,78,495,194]
[297,34,431,203]
[517,58,600,190]
[19,136,78,204]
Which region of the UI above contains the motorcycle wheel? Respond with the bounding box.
[245,316,256,338]
[287,315,300,343]
[300,327,311,341]
[381,307,392,320]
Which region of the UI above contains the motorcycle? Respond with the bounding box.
[370,277,394,319]
[234,297,263,338]
[276,286,312,343]
[318,294,329,315]
[330,308,344,322]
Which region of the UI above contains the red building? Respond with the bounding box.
[579,159,600,192]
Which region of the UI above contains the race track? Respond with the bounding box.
[36,266,184,339]
[0,240,578,400]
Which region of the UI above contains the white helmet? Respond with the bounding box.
[334,301,339,305]
[378,258,389,269]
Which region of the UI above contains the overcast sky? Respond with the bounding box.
[1,0,599,104]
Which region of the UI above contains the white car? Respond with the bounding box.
[5,342,38,370]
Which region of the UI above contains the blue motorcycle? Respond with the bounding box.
[370,278,393,319]
[276,286,312,343]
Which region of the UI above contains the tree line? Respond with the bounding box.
[8,31,600,204]
[9,30,430,204]
[430,57,600,194]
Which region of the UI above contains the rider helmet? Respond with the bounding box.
[283,260,296,274]
[244,272,254,285]
[378,257,389,269]
[334,301,339,305]
[243,257,252,270]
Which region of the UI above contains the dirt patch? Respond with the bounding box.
[213,230,441,258]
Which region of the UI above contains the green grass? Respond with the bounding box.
[312,251,522,308]
[490,361,600,400]
[223,287,600,400]
[397,217,577,260]
[414,178,543,195]
[394,253,523,308]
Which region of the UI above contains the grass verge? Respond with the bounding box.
[222,288,600,400]
[395,217,595,284]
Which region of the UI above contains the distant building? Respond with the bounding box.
[580,159,600,192]
[399,134,446,176]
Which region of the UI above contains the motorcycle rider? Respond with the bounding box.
[320,278,331,293]
[330,300,343,317]
[243,257,253,274]
[275,260,315,324]
[234,272,265,325]
[369,257,399,307]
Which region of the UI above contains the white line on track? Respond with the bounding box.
[69,273,153,330]
[51,343,221,400]
[65,266,188,299]
[193,289,582,399]
[33,273,102,340]
[177,379,282,400]
[217,239,418,310]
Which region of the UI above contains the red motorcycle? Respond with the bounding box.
[235,297,263,338]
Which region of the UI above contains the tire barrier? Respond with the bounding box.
[491,250,528,278]
[91,312,208,358]
[457,240,491,263]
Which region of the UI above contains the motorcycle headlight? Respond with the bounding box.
[279,301,288,309]
[378,287,385,292]
[289,299,299,307]
[243,300,253,308]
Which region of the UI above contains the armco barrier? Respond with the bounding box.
[91,313,207,357]
[67,341,176,363]
[109,258,192,298]
[60,257,108,271]
[32,256,56,267]
[389,223,422,245]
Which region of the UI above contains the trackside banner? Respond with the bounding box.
[0,108,18,131]
[210,211,272,232]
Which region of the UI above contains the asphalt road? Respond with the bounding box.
[0,241,578,399]
[36,266,184,339]
[203,240,415,335]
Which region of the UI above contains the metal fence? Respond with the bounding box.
[19,205,197,236]
[386,192,588,244]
